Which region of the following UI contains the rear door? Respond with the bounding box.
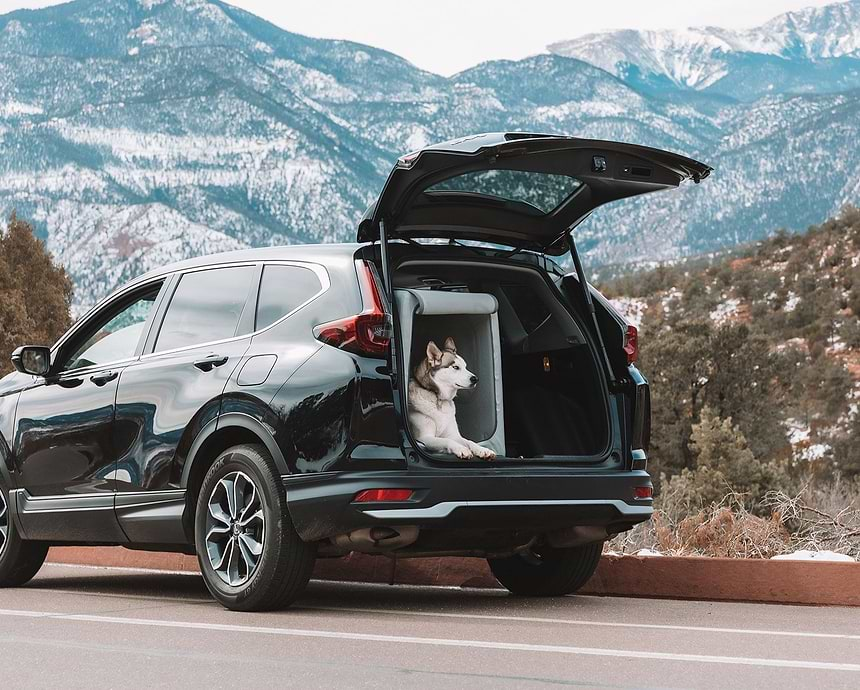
[358,132,711,255]
[112,263,258,542]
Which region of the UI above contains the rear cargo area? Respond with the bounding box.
[393,257,610,461]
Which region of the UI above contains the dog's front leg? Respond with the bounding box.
[417,435,473,458]
[461,439,496,460]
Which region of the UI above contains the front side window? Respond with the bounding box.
[255,264,322,330]
[155,266,255,352]
[63,286,161,372]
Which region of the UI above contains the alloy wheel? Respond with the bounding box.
[204,471,265,586]
[0,490,8,559]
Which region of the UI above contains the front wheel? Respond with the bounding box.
[195,444,316,611]
[488,541,603,597]
[0,486,49,587]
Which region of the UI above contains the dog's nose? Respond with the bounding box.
[470,375,478,384]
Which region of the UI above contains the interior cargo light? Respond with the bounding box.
[623,324,639,365]
[633,486,653,500]
[353,489,414,503]
[314,260,392,357]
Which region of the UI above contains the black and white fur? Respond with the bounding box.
[407,337,496,460]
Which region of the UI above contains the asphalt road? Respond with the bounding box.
[0,563,857,689]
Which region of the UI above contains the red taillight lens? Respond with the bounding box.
[314,260,392,357]
[623,324,639,365]
[353,489,414,503]
[633,486,653,500]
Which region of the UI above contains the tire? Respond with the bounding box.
[488,541,603,597]
[194,444,316,611]
[0,486,49,587]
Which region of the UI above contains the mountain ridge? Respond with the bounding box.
[0,0,858,309]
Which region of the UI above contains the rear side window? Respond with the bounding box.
[255,264,322,330]
[155,266,255,352]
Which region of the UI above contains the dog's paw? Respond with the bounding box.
[473,446,496,460]
[449,443,473,459]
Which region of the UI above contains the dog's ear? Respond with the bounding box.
[443,337,457,354]
[426,341,443,366]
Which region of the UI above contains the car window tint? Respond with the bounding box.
[425,170,582,214]
[255,265,322,330]
[64,287,161,371]
[156,266,255,352]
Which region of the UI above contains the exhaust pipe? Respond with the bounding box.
[330,525,419,553]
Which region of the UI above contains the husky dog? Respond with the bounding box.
[408,337,496,460]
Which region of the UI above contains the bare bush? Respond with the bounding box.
[608,477,860,559]
[763,478,860,559]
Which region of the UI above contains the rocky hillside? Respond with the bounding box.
[1,0,859,308]
[602,206,860,478]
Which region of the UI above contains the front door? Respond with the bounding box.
[13,283,163,541]
[112,264,258,543]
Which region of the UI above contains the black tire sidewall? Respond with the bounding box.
[488,541,604,597]
[194,446,292,609]
[0,484,49,587]
[194,446,286,606]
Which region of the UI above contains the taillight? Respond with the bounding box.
[633,486,653,500]
[353,489,414,503]
[623,324,639,365]
[314,260,392,357]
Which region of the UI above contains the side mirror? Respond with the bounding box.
[11,346,52,377]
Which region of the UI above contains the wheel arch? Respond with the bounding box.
[181,413,289,540]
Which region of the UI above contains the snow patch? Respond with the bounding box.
[772,550,855,562]
[784,291,800,312]
[710,297,740,325]
[610,296,647,330]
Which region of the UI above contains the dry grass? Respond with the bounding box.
[607,477,860,559]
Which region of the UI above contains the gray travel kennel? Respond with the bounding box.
[395,289,506,457]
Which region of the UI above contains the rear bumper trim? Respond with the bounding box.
[362,499,653,520]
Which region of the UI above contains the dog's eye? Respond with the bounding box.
[453,365,460,370]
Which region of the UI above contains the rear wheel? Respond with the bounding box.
[488,541,603,597]
[0,486,49,587]
[195,444,316,611]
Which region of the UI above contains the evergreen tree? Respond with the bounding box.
[0,214,73,376]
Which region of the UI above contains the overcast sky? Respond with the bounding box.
[0,0,842,74]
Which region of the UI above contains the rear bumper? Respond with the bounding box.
[284,468,653,542]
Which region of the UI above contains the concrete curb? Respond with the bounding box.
[46,546,860,606]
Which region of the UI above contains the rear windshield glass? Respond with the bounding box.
[425,170,582,214]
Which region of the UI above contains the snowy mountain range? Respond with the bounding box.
[0,0,859,308]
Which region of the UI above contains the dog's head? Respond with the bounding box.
[415,337,477,397]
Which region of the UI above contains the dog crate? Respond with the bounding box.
[395,288,506,457]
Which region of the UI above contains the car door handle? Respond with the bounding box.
[90,371,118,386]
[194,355,229,372]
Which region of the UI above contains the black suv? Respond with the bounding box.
[0,133,710,610]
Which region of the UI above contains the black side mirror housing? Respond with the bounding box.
[11,346,52,377]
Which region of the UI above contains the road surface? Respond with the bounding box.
[0,562,857,689]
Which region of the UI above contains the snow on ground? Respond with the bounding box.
[783,291,801,312]
[710,297,740,324]
[771,550,855,562]
[800,443,830,461]
[609,296,647,329]
[785,418,810,445]
[635,549,663,557]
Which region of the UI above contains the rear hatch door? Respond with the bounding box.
[358,132,712,254]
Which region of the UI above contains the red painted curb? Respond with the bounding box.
[46,546,860,606]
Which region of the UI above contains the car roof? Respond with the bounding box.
[128,242,365,287]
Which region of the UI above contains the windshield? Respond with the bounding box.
[425,169,583,214]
